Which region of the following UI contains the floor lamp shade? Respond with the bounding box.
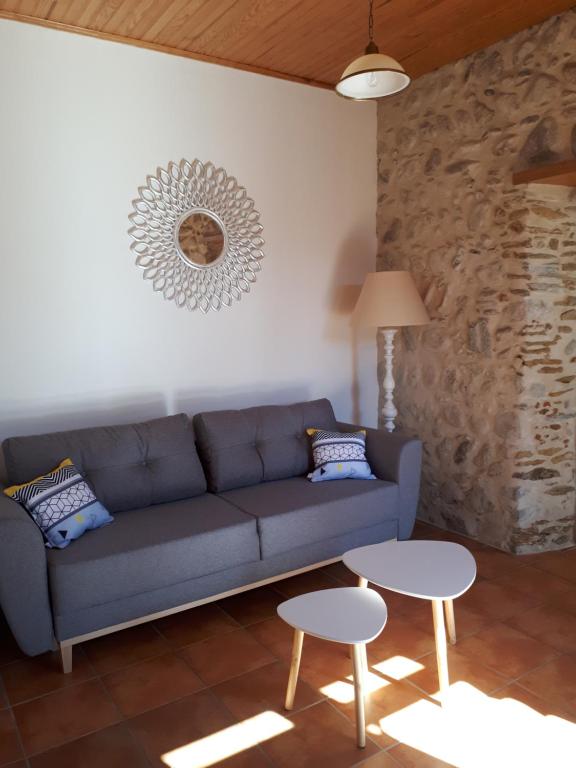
[353,271,430,327]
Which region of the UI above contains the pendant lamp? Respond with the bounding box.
[336,0,410,100]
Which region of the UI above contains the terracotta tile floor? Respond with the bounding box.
[2,521,576,767]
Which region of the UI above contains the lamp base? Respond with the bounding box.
[381,328,397,432]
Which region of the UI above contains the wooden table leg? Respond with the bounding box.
[444,599,456,645]
[349,578,368,660]
[431,599,450,704]
[361,642,370,686]
[285,629,304,710]
[352,643,366,748]
[60,643,73,674]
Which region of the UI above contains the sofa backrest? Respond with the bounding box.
[2,414,207,512]
[194,398,337,492]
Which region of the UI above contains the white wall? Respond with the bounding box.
[0,21,377,468]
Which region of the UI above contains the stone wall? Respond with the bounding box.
[376,9,576,553]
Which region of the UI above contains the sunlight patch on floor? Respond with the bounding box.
[161,711,294,768]
[320,655,424,704]
[377,681,576,768]
[372,654,425,681]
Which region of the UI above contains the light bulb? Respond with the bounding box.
[368,71,378,88]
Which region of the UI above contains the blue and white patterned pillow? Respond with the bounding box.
[307,428,376,482]
[4,458,113,549]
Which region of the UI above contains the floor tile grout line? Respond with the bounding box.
[350,744,403,768]
[84,646,172,678]
[10,677,125,760]
[97,666,137,723]
[154,619,240,649]
[21,721,155,767]
[121,725,156,768]
[7,621,283,711]
[203,666,323,766]
[323,697,385,752]
[17,711,125,760]
[6,676,101,710]
[5,694,28,767]
[21,667,282,766]
[499,606,576,653]
[171,629,277,690]
[5,649,171,708]
[512,678,576,716]
[491,649,576,706]
[193,656,278,690]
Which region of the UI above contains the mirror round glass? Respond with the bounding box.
[177,209,226,267]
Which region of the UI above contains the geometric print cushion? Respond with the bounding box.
[306,428,376,482]
[3,458,113,549]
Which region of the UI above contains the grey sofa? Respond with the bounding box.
[0,398,421,672]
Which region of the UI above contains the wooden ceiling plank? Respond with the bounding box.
[247,0,363,76]
[80,0,125,30]
[29,0,55,17]
[0,10,333,88]
[225,0,318,59]
[143,0,226,47]
[0,0,27,11]
[136,0,194,40]
[159,0,240,50]
[235,0,354,63]
[179,0,315,58]
[45,0,95,25]
[401,0,576,78]
[98,0,160,36]
[73,0,104,26]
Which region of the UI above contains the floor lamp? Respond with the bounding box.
[354,271,430,432]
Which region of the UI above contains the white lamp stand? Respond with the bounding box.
[381,328,398,432]
[353,271,430,434]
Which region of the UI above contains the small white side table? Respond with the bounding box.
[277,587,387,748]
[343,540,476,702]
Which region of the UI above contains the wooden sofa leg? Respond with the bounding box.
[60,643,73,674]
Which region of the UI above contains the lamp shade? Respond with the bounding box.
[336,53,410,100]
[353,271,430,327]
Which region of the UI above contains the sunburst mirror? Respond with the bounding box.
[128,159,265,313]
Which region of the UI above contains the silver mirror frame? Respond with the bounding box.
[129,159,265,313]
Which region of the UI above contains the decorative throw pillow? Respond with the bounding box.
[307,428,376,482]
[3,458,113,549]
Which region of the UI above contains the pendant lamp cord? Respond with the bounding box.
[368,0,374,43]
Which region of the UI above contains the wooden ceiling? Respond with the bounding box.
[1,0,574,89]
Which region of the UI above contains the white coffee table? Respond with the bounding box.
[277,587,387,748]
[343,540,476,702]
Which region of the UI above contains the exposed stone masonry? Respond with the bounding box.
[376,10,576,552]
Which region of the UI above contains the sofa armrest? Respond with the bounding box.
[0,491,55,655]
[337,422,422,539]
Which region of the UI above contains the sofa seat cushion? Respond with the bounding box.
[47,495,259,615]
[220,477,399,559]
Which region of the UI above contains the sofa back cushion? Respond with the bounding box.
[2,414,207,513]
[194,398,337,492]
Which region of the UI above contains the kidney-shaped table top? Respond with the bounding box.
[343,540,477,600]
[277,587,387,645]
